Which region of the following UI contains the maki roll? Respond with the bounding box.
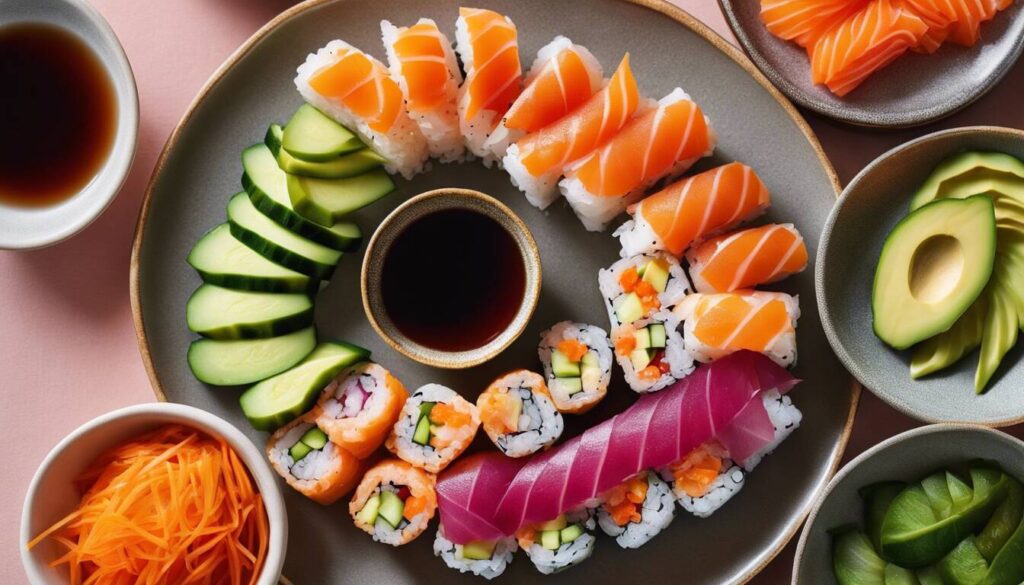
[599,253,691,330]
[515,510,596,575]
[674,291,800,367]
[597,472,675,549]
[386,384,480,473]
[266,408,363,505]
[433,530,518,580]
[538,321,613,414]
[350,459,437,546]
[478,370,564,458]
[612,311,694,393]
[315,362,407,459]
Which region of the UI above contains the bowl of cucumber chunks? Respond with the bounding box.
[184,104,395,428]
[794,424,1024,585]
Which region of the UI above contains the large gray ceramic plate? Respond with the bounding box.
[792,424,1024,584]
[818,126,1024,427]
[719,0,1024,128]
[130,1,857,583]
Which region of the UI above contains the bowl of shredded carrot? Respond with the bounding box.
[20,402,287,585]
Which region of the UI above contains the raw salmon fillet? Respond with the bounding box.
[760,0,870,47]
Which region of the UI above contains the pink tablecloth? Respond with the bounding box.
[2,1,1022,583]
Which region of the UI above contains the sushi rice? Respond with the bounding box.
[538,321,613,414]
[517,509,597,575]
[434,532,518,580]
[478,370,564,458]
[597,471,676,549]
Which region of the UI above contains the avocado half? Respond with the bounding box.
[873,196,997,350]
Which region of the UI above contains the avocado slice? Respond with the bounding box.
[552,377,583,396]
[629,348,653,370]
[462,541,496,560]
[641,259,671,293]
[649,323,667,348]
[377,490,405,528]
[538,516,567,531]
[832,528,887,585]
[635,327,652,350]
[540,530,561,550]
[873,196,997,350]
[281,104,362,161]
[560,524,584,543]
[614,292,645,325]
[861,481,906,552]
[911,152,1024,211]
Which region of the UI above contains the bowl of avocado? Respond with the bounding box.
[818,126,1024,426]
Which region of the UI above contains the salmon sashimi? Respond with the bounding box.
[455,7,523,163]
[760,0,870,47]
[947,0,1014,46]
[483,36,603,161]
[901,0,956,52]
[296,39,428,179]
[617,162,771,258]
[316,362,407,460]
[561,88,716,232]
[675,291,800,367]
[503,54,641,209]
[809,0,929,97]
[686,223,809,293]
[382,19,465,162]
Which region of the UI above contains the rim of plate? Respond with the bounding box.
[127,1,857,582]
[791,423,1024,584]
[816,125,1024,428]
[716,0,1024,129]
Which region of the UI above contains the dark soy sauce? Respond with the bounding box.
[0,23,117,207]
[381,208,526,352]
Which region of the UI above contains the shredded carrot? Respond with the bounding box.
[614,335,637,356]
[635,279,656,298]
[668,446,724,498]
[557,339,588,363]
[479,391,520,434]
[403,495,429,521]
[27,425,269,585]
[618,266,640,293]
[602,475,649,526]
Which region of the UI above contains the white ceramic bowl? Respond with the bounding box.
[0,0,139,249]
[20,403,287,585]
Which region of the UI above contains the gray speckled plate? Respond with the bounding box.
[718,0,1024,128]
[130,1,856,583]
[818,126,1024,426]
[792,424,1024,584]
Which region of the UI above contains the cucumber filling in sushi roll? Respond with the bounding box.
[538,321,613,414]
[387,384,480,473]
[434,531,518,580]
[516,510,596,575]
[267,410,362,505]
[478,370,564,458]
[599,254,691,329]
[597,472,676,549]
[316,362,407,459]
[350,459,437,546]
[612,311,694,393]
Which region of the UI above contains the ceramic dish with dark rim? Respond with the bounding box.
[718,0,1024,128]
[129,0,857,582]
[818,126,1024,427]
[792,424,1024,584]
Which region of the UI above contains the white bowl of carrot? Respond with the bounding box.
[20,402,287,585]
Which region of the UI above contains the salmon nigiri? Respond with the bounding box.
[504,54,641,209]
[455,7,523,164]
[760,0,870,47]
[616,162,771,258]
[296,40,428,179]
[675,292,800,368]
[484,36,603,161]
[686,224,808,293]
[560,88,716,232]
[382,19,464,162]
[809,0,928,97]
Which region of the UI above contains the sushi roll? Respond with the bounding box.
[538,321,613,414]
[386,383,480,473]
[612,310,694,394]
[455,7,523,164]
[350,459,437,546]
[686,223,808,293]
[598,253,691,330]
[266,408,363,505]
[315,362,407,459]
[616,162,771,258]
[674,291,800,367]
[560,87,716,232]
[515,510,596,575]
[483,35,602,161]
[596,472,675,549]
[381,18,465,163]
[295,39,429,179]
[478,370,564,458]
[504,54,640,209]
[434,530,518,580]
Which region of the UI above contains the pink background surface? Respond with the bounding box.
[3,1,1023,583]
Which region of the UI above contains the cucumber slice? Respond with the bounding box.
[883,564,919,585]
[186,284,313,339]
[630,348,653,370]
[540,530,561,550]
[560,524,583,543]
[300,427,329,450]
[552,377,583,395]
[378,490,405,528]
[357,494,381,525]
[227,192,342,279]
[188,224,316,294]
[288,440,313,462]
[649,323,667,348]
[581,351,599,367]
[551,349,581,377]
[614,292,645,325]
[860,481,906,553]
[239,341,371,431]
[281,104,362,161]
[832,529,886,585]
[287,170,395,227]
[412,415,431,445]
[243,143,362,251]
[635,327,652,350]
[462,541,496,560]
[187,326,316,386]
[266,124,384,179]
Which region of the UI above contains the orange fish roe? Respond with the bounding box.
[618,266,640,293]
[557,339,588,363]
[669,447,724,498]
[614,335,637,357]
[602,475,650,526]
[638,365,662,381]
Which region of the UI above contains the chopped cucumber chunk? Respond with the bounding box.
[630,348,653,370]
[378,490,405,528]
[538,516,568,531]
[357,494,381,525]
[462,541,496,560]
[300,427,328,450]
[281,104,361,161]
[642,259,670,293]
[614,292,645,325]
[551,349,581,377]
[649,323,667,348]
[288,440,312,462]
[188,224,316,294]
[553,377,583,396]
[418,402,436,418]
[287,170,395,227]
[635,327,652,350]
[187,326,316,386]
[412,415,431,445]
[581,351,599,367]
[186,284,313,340]
[540,530,561,550]
[560,524,584,543]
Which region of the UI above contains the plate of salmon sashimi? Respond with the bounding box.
[720,0,1024,127]
[131,0,858,583]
